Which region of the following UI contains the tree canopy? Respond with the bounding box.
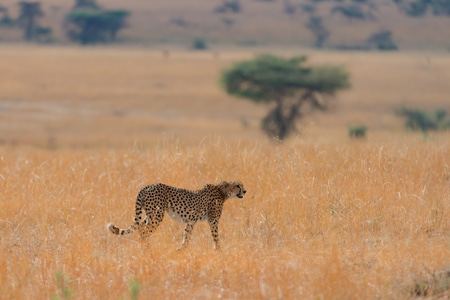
[64,3,129,45]
[222,54,350,140]
[17,1,43,41]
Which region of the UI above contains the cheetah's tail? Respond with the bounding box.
[107,223,137,235]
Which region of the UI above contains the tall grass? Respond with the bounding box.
[0,137,448,299]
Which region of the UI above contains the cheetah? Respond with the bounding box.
[107,181,246,250]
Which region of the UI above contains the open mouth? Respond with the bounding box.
[237,195,244,199]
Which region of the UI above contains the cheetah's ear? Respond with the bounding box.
[218,181,230,190]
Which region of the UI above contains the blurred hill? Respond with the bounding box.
[1,0,450,50]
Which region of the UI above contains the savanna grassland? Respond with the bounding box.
[0,47,449,299]
[0,139,449,299]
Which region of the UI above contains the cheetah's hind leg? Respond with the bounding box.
[138,208,165,240]
[138,219,151,239]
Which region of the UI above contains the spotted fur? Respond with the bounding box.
[107,181,246,250]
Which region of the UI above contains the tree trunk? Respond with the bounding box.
[261,95,302,140]
[24,18,34,41]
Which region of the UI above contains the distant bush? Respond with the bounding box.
[348,125,367,139]
[73,0,99,10]
[331,4,374,21]
[367,30,398,50]
[396,107,450,134]
[192,38,208,50]
[394,0,450,17]
[170,17,188,27]
[406,1,428,17]
[226,0,241,13]
[34,25,53,43]
[300,4,316,14]
[0,6,15,27]
[221,17,235,27]
[0,14,14,27]
[283,1,297,16]
[214,0,241,14]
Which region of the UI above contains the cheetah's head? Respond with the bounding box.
[223,181,246,199]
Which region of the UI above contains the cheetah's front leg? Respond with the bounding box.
[208,219,220,251]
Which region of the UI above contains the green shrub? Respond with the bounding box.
[214,0,241,14]
[192,38,208,50]
[0,14,15,27]
[221,17,235,27]
[396,107,449,134]
[367,30,398,51]
[348,125,367,139]
[52,271,72,300]
[129,277,140,300]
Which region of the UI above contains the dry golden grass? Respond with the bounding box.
[0,138,449,299]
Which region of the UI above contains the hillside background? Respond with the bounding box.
[1,0,450,147]
[1,0,450,50]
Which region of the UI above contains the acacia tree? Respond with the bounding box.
[65,10,129,44]
[65,0,129,45]
[222,55,350,140]
[305,16,329,48]
[17,1,43,41]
